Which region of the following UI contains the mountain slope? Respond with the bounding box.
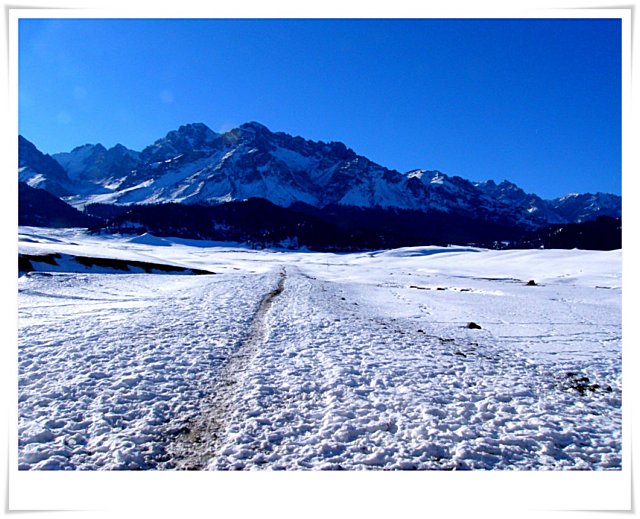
[97,198,387,251]
[475,179,566,225]
[53,142,140,188]
[18,136,74,197]
[18,182,102,228]
[506,216,621,251]
[551,193,622,223]
[474,180,622,225]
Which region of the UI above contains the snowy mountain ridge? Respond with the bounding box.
[18,122,621,228]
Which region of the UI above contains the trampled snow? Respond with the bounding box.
[17,228,622,470]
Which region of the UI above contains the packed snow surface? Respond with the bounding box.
[18,228,622,470]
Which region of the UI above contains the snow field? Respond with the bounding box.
[190,265,621,470]
[18,269,281,469]
[17,228,621,471]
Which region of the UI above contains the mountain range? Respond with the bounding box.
[17,122,622,250]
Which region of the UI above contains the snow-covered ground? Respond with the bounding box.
[17,227,622,470]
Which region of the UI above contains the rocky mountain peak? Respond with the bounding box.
[141,122,219,162]
[238,121,270,133]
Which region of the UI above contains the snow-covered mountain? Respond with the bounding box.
[53,142,140,188]
[18,136,74,197]
[475,180,622,224]
[58,121,426,211]
[406,170,547,226]
[551,192,622,223]
[18,122,621,229]
[475,179,566,225]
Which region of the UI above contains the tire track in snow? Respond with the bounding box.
[166,268,287,469]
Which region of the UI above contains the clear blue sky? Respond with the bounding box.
[18,18,621,199]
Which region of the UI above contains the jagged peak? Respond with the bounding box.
[177,122,213,132]
[110,143,132,152]
[476,179,497,188]
[75,143,107,153]
[238,121,271,133]
[169,122,217,140]
[497,179,520,190]
[146,122,218,153]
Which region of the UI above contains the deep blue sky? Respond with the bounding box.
[18,18,621,199]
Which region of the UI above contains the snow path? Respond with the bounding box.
[18,270,281,470]
[168,266,620,470]
[167,268,287,469]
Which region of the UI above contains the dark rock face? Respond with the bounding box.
[18,182,101,228]
[18,251,214,275]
